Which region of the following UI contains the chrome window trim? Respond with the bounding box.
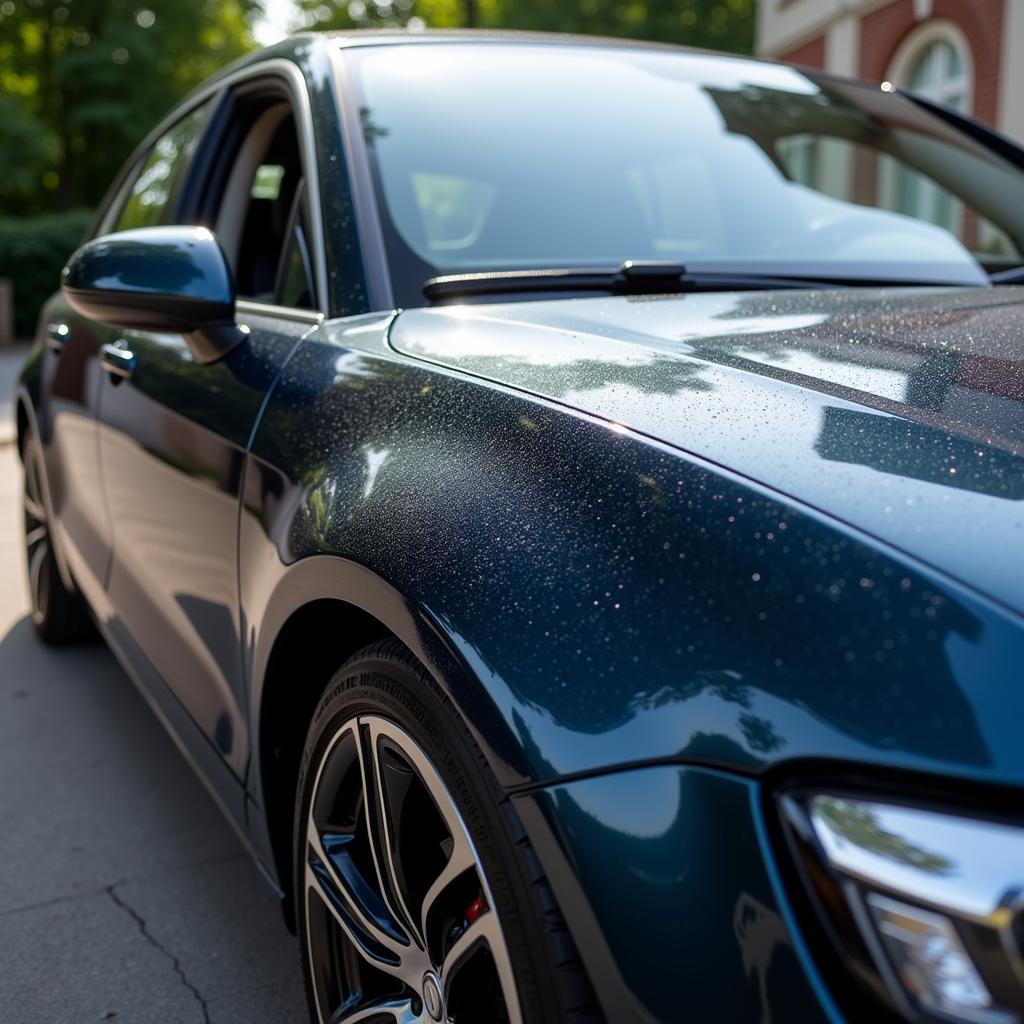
[236,298,324,325]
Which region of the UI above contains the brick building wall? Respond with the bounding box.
[760,0,1020,138]
[777,34,826,68]
[855,0,1004,125]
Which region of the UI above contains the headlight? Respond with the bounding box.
[780,792,1024,1024]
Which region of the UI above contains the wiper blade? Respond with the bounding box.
[423,260,916,301]
[990,266,1024,284]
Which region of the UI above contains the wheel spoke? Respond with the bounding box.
[356,720,423,948]
[307,818,410,964]
[305,853,407,983]
[25,449,46,509]
[329,996,415,1024]
[28,538,49,614]
[419,833,478,953]
[23,492,45,523]
[305,713,523,1024]
[25,524,48,550]
[441,910,522,1023]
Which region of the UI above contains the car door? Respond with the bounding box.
[32,106,212,618]
[95,72,324,799]
[33,277,111,620]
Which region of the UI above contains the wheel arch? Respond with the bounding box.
[247,554,526,929]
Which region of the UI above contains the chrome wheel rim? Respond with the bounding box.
[304,714,522,1024]
[22,443,51,626]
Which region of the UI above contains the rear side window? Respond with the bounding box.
[115,101,212,231]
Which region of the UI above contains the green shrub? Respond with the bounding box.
[0,210,94,338]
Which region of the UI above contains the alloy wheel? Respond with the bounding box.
[303,714,522,1024]
[22,442,52,626]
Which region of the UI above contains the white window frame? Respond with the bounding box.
[878,19,975,236]
[886,18,974,113]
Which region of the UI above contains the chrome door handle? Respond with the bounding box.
[99,340,137,382]
[46,322,70,352]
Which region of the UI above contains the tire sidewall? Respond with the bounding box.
[21,431,89,643]
[293,646,556,1023]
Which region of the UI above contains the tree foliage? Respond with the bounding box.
[0,0,261,215]
[0,208,92,334]
[0,0,755,218]
[296,0,755,56]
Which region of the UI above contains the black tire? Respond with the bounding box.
[22,432,95,645]
[293,638,599,1024]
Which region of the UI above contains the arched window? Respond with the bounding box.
[882,23,974,234]
[887,20,974,111]
[905,38,970,112]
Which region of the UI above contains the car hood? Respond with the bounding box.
[391,286,1024,617]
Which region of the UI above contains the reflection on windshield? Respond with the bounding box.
[347,43,1023,305]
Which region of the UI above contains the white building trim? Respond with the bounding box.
[825,13,861,76]
[998,0,1024,140]
[757,0,891,60]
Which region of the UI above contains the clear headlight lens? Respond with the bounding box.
[866,892,992,1016]
[780,792,1024,1024]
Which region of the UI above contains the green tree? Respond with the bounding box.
[295,0,755,55]
[0,0,261,215]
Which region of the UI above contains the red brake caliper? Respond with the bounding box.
[464,891,487,925]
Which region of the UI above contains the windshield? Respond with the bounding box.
[344,41,1024,305]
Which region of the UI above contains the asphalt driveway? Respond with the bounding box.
[0,346,307,1023]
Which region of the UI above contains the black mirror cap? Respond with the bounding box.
[62,225,247,364]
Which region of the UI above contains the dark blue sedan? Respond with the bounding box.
[15,30,1024,1024]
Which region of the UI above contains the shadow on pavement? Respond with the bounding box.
[0,615,307,1023]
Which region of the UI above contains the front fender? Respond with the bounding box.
[242,316,1024,799]
[512,764,840,1024]
[240,549,534,799]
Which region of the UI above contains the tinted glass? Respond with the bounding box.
[116,101,211,231]
[232,113,305,302]
[276,227,314,308]
[347,44,1024,305]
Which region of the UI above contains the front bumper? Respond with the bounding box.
[513,763,839,1023]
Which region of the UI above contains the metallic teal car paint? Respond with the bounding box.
[63,226,235,306]
[25,290,117,621]
[242,303,1024,799]
[515,766,839,1023]
[64,226,249,363]
[14,31,1024,1024]
[390,287,1024,618]
[97,312,312,783]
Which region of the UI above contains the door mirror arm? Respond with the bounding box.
[185,321,251,364]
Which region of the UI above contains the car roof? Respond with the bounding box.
[281,27,856,89]
[318,27,727,57]
[199,27,866,102]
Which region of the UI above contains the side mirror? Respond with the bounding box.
[62,225,248,364]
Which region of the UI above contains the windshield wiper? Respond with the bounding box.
[422,261,942,301]
[990,266,1024,284]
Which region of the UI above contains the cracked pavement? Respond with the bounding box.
[0,348,308,1022]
